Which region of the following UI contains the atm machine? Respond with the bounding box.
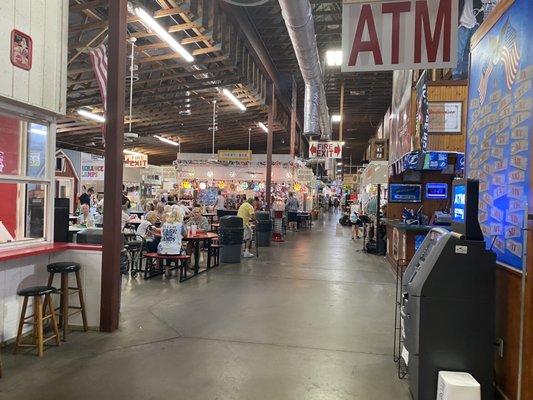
[401,179,496,400]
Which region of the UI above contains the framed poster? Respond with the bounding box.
[466,0,530,271]
[10,30,32,70]
[428,102,462,133]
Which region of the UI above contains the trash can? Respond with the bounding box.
[219,216,243,263]
[255,211,272,247]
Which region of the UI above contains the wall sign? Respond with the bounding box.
[81,153,105,181]
[342,0,458,72]
[309,141,343,159]
[428,102,462,133]
[10,30,32,70]
[217,150,252,162]
[466,0,530,271]
[124,154,148,167]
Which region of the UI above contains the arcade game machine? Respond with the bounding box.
[400,179,496,400]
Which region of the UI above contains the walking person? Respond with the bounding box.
[286,192,299,232]
[237,198,256,258]
[350,202,362,240]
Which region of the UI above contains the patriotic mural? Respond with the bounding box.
[466,0,532,271]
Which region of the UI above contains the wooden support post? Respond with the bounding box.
[100,0,127,332]
[265,84,274,211]
[339,81,345,143]
[290,77,297,159]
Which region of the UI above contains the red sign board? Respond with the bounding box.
[342,0,458,72]
[10,30,32,71]
[309,141,343,159]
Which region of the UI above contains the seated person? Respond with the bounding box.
[158,209,186,255]
[185,207,210,231]
[77,204,95,227]
[136,211,160,252]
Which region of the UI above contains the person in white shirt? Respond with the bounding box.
[136,211,160,252]
[158,209,186,255]
[214,191,226,220]
[77,204,95,227]
[350,203,362,240]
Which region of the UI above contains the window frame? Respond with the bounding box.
[0,101,56,249]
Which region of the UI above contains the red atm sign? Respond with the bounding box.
[342,0,458,72]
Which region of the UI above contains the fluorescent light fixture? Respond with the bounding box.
[340,141,346,146]
[326,50,342,66]
[123,149,144,156]
[331,114,341,123]
[134,6,194,63]
[154,135,180,146]
[222,88,246,111]
[258,122,268,133]
[337,162,343,166]
[77,109,105,123]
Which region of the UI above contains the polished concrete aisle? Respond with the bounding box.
[0,213,410,400]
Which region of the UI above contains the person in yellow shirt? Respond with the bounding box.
[237,198,256,258]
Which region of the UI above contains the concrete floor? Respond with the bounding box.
[0,213,410,400]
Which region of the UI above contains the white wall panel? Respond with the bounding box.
[0,0,68,115]
[0,0,15,98]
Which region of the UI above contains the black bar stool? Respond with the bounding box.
[13,286,61,357]
[46,262,88,341]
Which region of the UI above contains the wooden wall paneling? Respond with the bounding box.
[523,218,533,400]
[494,267,522,399]
[427,83,467,153]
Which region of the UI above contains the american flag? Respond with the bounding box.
[477,19,521,105]
[478,62,493,105]
[88,44,107,140]
[499,20,520,91]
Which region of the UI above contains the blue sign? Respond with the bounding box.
[456,154,465,171]
[389,184,422,203]
[452,184,466,222]
[424,151,448,170]
[426,183,448,200]
[402,152,420,171]
[466,0,531,271]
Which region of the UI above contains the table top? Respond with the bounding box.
[183,232,218,241]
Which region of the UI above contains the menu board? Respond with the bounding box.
[466,0,531,271]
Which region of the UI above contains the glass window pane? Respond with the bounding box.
[0,182,47,243]
[26,123,48,178]
[0,115,22,176]
[25,184,47,238]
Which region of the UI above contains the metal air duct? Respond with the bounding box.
[278,0,331,140]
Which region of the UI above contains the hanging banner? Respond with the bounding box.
[342,0,458,72]
[124,153,148,168]
[309,141,343,159]
[81,153,105,181]
[217,150,252,162]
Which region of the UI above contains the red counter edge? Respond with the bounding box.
[0,242,102,263]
